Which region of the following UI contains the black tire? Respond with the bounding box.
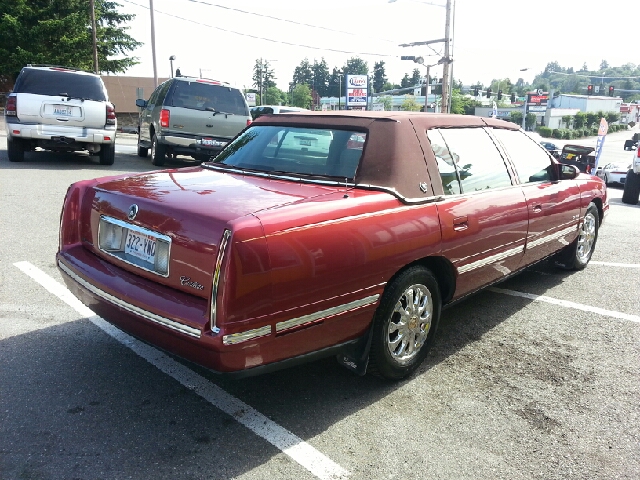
[137,132,148,157]
[555,203,599,270]
[98,143,115,165]
[369,266,441,380]
[622,169,640,205]
[7,138,25,162]
[603,173,609,186]
[150,134,165,166]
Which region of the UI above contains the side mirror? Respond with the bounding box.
[135,98,147,108]
[560,164,580,180]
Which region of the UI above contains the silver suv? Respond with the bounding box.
[5,66,117,165]
[136,76,251,165]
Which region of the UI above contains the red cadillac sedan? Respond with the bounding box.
[57,112,608,380]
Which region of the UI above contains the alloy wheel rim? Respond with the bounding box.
[576,212,596,263]
[386,284,432,364]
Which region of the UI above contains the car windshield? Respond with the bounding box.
[14,68,107,101]
[210,125,366,179]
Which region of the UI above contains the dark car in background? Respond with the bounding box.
[540,141,560,158]
[136,76,252,165]
[561,144,596,173]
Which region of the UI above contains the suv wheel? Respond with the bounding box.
[7,138,25,162]
[151,134,166,166]
[622,169,640,205]
[137,133,149,157]
[99,143,115,165]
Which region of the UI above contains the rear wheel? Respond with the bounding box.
[99,143,115,165]
[7,138,25,162]
[369,266,441,380]
[556,203,599,270]
[622,169,640,205]
[150,134,165,166]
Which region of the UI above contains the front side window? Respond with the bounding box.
[431,128,513,194]
[212,126,366,179]
[492,128,554,183]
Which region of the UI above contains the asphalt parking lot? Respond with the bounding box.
[1,124,639,480]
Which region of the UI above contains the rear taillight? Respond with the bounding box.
[246,118,252,126]
[5,96,16,116]
[106,103,116,125]
[160,109,170,128]
[637,148,640,158]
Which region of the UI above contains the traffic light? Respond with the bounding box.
[587,84,594,95]
[473,86,479,96]
[486,88,492,98]
[510,92,516,103]
[497,90,503,100]
[609,85,615,97]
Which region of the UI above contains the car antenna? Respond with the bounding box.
[344,177,349,198]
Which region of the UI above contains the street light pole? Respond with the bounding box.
[169,55,175,78]
[338,73,343,111]
[519,68,529,130]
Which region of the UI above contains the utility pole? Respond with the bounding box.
[149,0,158,88]
[440,0,452,113]
[89,0,98,74]
[424,64,430,112]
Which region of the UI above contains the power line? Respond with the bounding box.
[121,0,413,58]
[547,70,640,80]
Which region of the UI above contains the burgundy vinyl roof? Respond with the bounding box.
[253,111,520,202]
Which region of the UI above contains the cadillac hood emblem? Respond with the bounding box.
[128,204,139,221]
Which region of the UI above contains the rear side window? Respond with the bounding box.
[13,68,107,101]
[167,81,248,116]
[492,129,554,183]
[429,128,513,194]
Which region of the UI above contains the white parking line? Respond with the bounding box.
[14,261,349,480]
[490,287,640,323]
[590,261,640,268]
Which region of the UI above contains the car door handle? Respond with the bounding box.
[532,205,542,213]
[453,215,468,231]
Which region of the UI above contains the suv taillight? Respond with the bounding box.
[246,118,252,126]
[160,109,170,128]
[5,96,16,116]
[106,103,116,125]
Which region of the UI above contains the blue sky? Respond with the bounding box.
[116,0,637,90]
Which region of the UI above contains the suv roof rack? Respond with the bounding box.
[25,64,91,73]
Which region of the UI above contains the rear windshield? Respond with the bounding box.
[211,125,366,179]
[167,81,249,116]
[13,68,107,101]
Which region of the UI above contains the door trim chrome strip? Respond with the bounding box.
[210,229,231,334]
[58,260,201,338]
[275,294,380,333]
[457,245,524,274]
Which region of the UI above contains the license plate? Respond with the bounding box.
[125,230,156,265]
[198,138,226,147]
[299,139,312,146]
[53,105,72,116]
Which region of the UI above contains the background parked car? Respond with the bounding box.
[623,133,639,150]
[4,65,117,165]
[595,161,630,186]
[136,76,251,165]
[561,144,595,172]
[540,141,560,158]
[250,105,308,120]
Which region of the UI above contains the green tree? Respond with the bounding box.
[0,0,141,78]
[265,86,286,106]
[400,95,421,111]
[252,59,277,96]
[376,95,393,111]
[312,58,330,97]
[605,112,620,124]
[410,68,422,86]
[525,113,537,131]
[400,73,412,88]
[373,61,387,93]
[291,83,312,109]
[450,89,480,115]
[327,67,343,98]
[561,115,573,128]
[343,57,368,76]
[574,112,587,128]
[292,58,313,87]
[510,111,523,126]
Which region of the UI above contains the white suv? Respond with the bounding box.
[5,66,117,165]
[622,146,640,204]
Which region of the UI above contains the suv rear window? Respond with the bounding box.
[13,68,107,101]
[167,81,248,116]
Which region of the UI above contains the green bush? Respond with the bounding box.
[552,129,562,139]
[563,129,572,139]
[538,126,552,137]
